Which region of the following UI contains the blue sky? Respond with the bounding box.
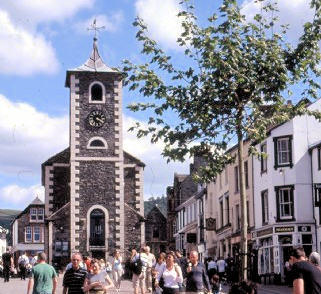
[0,0,314,210]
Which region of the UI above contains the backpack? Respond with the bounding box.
[130,255,143,275]
[19,257,26,266]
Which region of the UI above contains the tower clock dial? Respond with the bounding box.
[88,110,106,127]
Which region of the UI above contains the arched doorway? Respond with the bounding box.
[89,209,105,246]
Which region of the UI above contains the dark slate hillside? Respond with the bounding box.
[144,196,167,217]
[0,209,21,229]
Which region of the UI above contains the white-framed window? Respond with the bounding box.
[261,143,267,173]
[261,190,269,224]
[30,208,37,221]
[234,166,239,193]
[219,198,224,227]
[87,137,108,150]
[225,195,230,224]
[38,208,44,221]
[34,227,41,242]
[235,204,240,230]
[277,139,290,164]
[89,81,106,103]
[244,161,249,188]
[274,136,293,168]
[25,227,32,242]
[276,186,294,221]
[225,168,228,185]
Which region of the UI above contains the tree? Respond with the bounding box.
[122,0,321,280]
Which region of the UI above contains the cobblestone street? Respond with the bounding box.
[0,276,292,294]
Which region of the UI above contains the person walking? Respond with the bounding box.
[112,250,123,290]
[2,247,13,282]
[290,247,321,294]
[216,257,226,282]
[18,252,29,280]
[309,252,321,267]
[26,252,57,294]
[131,247,148,294]
[62,253,87,294]
[185,250,211,294]
[155,252,183,294]
[83,259,114,294]
[145,246,156,292]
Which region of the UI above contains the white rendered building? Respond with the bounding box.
[252,99,321,280]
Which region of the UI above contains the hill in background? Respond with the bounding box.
[144,196,167,217]
[0,209,21,229]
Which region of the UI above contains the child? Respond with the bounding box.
[211,274,221,294]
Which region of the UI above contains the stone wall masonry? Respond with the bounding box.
[51,165,70,212]
[77,161,116,254]
[75,72,121,158]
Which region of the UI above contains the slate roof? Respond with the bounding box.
[30,196,44,205]
[65,38,119,87]
[124,151,145,167]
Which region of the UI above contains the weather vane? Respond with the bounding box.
[87,18,105,40]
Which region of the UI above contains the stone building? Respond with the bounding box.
[11,197,45,260]
[166,157,205,255]
[42,37,145,265]
[145,205,167,254]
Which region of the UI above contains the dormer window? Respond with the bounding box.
[30,207,44,222]
[89,81,105,103]
[87,137,108,149]
[30,208,37,221]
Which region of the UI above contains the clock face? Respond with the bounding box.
[88,110,106,127]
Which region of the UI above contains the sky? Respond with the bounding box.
[0,0,315,210]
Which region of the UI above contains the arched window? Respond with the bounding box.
[87,137,108,149]
[90,209,105,246]
[89,81,106,103]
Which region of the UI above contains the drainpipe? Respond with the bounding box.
[310,148,318,251]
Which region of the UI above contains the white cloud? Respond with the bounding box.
[0,10,59,75]
[135,0,185,49]
[241,0,314,41]
[74,12,124,35]
[0,184,44,207]
[0,94,188,206]
[0,94,69,174]
[123,115,189,198]
[0,0,94,26]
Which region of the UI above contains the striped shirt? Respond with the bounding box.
[63,267,87,294]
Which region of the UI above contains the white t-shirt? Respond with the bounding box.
[157,266,183,288]
[217,260,226,273]
[207,260,217,270]
[154,262,165,274]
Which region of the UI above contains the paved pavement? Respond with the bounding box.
[0,277,293,294]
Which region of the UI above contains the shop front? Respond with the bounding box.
[255,224,315,283]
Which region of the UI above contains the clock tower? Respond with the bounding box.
[43,36,145,263]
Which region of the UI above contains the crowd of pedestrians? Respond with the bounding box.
[3,245,321,293]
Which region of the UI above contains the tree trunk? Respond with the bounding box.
[236,108,248,281]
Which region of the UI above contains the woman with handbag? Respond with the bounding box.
[83,259,114,294]
[156,252,183,294]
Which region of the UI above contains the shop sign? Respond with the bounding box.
[298,226,311,232]
[275,226,294,233]
[206,217,216,231]
[257,227,273,237]
[198,244,205,253]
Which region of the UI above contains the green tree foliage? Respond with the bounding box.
[123,0,321,280]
